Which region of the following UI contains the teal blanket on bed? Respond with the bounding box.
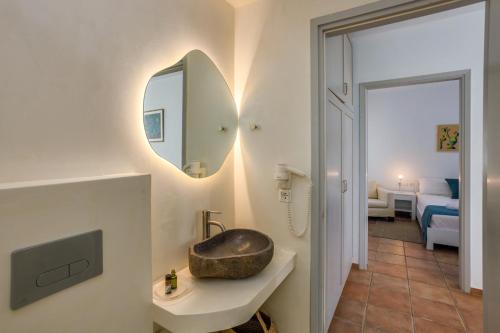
[421,205,459,242]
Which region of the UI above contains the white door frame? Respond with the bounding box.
[358,71,472,293]
[310,1,483,332]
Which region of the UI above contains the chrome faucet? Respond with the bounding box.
[202,210,226,239]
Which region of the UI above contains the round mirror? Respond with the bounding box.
[143,50,238,178]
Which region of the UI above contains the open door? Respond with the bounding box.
[484,1,500,331]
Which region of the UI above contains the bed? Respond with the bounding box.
[416,179,460,250]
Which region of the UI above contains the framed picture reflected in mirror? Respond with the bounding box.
[144,109,164,142]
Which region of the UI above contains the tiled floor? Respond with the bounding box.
[329,236,483,333]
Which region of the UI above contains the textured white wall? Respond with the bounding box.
[352,2,485,288]
[0,0,236,284]
[233,1,377,332]
[367,81,460,190]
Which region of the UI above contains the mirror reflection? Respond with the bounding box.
[143,50,238,178]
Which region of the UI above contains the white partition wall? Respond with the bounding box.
[0,174,152,333]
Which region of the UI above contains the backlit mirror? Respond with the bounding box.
[143,50,238,178]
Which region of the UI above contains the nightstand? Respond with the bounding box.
[393,191,417,220]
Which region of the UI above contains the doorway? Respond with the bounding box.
[359,72,471,290]
[310,1,486,332]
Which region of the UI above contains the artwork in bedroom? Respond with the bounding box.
[437,124,459,152]
[144,109,164,142]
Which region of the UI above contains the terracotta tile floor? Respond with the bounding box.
[328,237,483,333]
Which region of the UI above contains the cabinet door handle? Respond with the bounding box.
[342,180,348,193]
[343,82,348,95]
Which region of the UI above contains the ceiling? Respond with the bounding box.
[225,0,258,8]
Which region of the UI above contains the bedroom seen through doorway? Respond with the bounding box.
[365,79,461,286]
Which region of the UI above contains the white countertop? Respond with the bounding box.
[153,246,296,333]
[0,173,148,190]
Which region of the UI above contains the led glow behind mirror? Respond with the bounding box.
[143,50,238,178]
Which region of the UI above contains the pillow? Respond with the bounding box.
[418,178,452,197]
[368,181,378,199]
[445,178,460,199]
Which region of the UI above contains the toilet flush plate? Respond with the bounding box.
[10,230,103,310]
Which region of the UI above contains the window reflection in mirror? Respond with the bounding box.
[143,50,238,178]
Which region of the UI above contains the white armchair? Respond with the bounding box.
[367,181,395,220]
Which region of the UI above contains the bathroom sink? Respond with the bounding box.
[189,229,274,279]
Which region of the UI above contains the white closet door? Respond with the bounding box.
[343,35,353,107]
[342,113,354,284]
[325,99,343,327]
[325,35,344,100]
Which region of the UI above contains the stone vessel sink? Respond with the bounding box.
[189,229,274,279]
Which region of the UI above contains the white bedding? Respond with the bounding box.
[416,193,459,231]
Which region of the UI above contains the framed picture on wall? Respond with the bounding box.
[437,124,459,152]
[144,109,164,142]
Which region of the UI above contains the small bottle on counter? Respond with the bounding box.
[171,269,177,290]
[165,274,172,295]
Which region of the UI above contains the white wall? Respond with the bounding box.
[0,0,236,290]
[144,71,184,169]
[352,2,485,288]
[233,1,377,332]
[0,175,151,333]
[367,80,460,190]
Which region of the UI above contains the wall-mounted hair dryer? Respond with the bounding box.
[274,163,307,189]
[273,163,312,238]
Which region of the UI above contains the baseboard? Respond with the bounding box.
[470,288,483,297]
